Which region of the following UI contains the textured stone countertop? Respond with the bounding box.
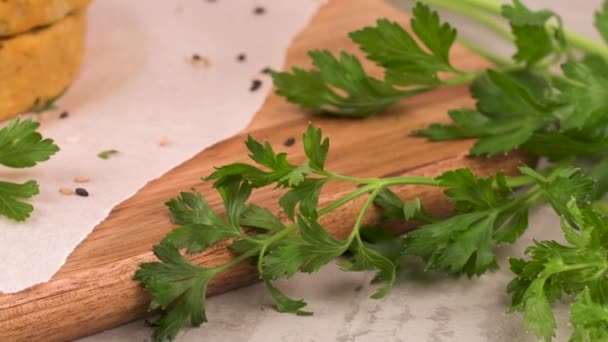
[81,1,602,341]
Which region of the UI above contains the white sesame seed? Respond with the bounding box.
[158,136,170,147]
[74,176,90,183]
[59,187,74,195]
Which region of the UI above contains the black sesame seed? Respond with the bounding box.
[59,111,69,119]
[192,54,201,61]
[237,53,246,62]
[283,137,296,147]
[261,67,272,74]
[253,6,265,15]
[250,79,263,92]
[75,188,89,197]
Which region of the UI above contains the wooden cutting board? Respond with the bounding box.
[0,0,530,340]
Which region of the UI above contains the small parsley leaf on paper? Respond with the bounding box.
[97,149,119,159]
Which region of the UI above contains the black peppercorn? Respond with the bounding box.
[283,137,296,147]
[250,79,263,92]
[75,188,89,197]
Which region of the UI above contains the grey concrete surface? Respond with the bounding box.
[80,1,604,341]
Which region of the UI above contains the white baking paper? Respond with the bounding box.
[0,0,325,293]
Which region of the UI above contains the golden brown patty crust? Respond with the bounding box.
[0,12,86,120]
[0,0,90,37]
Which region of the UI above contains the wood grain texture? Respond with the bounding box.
[0,0,531,341]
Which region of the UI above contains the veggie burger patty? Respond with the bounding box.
[0,0,90,120]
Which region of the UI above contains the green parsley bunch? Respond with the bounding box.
[136,1,608,341]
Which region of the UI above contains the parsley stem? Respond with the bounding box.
[459,0,501,14]
[217,184,377,274]
[419,0,608,60]
[418,0,512,41]
[322,171,442,187]
[562,29,608,59]
[455,37,513,68]
[324,170,535,190]
[349,187,384,245]
[441,71,479,87]
[319,184,377,214]
[503,175,535,189]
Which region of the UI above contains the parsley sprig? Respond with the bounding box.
[271,3,475,117]
[136,124,599,341]
[137,1,608,341]
[0,118,58,221]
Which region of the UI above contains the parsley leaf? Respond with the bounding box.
[501,0,563,65]
[403,169,531,276]
[208,134,307,188]
[554,56,608,132]
[0,118,59,168]
[265,281,312,316]
[262,216,346,280]
[240,204,285,232]
[134,241,218,342]
[271,50,406,117]
[570,288,608,341]
[0,118,59,221]
[163,192,238,254]
[350,3,458,86]
[279,178,326,220]
[418,70,557,156]
[302,124,329,171]
[519,166,594,220]
[0,180,39,222]
[374,188,433,222]
[341,239,397,299]
[508,200,608,341]
[595,0,608,45]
